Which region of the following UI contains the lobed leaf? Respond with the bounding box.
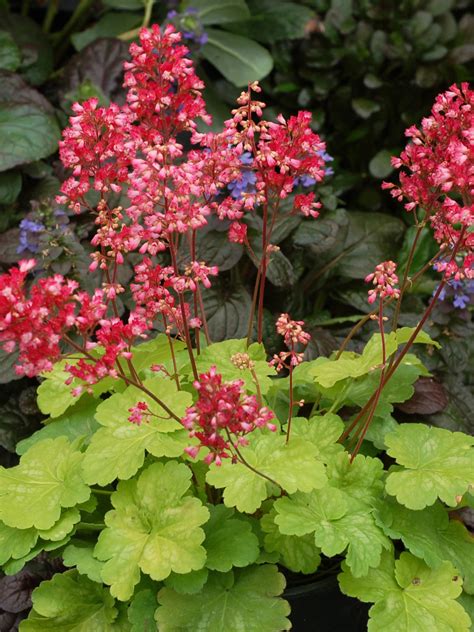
[206,432,327,513]
[0,437,90,530]
[385,424,474,510]
[339,551,471,632]
[155,565,291,631]
[95,462,209,600]
[21,571,121,631]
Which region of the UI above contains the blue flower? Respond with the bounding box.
[17,219,45,254]
[434,276,473,311]
[453,293,470,309]
[227,152,257,199]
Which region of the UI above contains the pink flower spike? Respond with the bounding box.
[365,261,400,304]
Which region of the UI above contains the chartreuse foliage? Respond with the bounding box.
[0,330,471,630]
[339,551,471,632]
[385,424,474,510]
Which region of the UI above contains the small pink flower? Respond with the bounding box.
[181,367,276,464]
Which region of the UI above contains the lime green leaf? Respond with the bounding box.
[82,378,190,485]
[206,433,327,513]
[314,510,391,577]
[128,589,157,632]
[261,509,321,574]
[0,438,90,530]
[309,328,438,388]
[202,29,273,87]
[63,541,104,583]
[94,377,188,430]
[204,505,259,571]
[195,339,276,394]
[458,593,474,628]
[38,508,81,541]
[155,565,291,631]
[385,424,474,509]
[327,452,385,506]
[21,571,120,631]
[291,414,345,462]
[274,487,347,537]
[164,569,209,594]
[131,335,185,375]
[377,498,474,594]
[0,520,37,565]
[17,398,99,455]
[274,487,390,576]
[95,462,209,600]
[339,551,471,632]
[3,535,71,575]
[37,360,114,418]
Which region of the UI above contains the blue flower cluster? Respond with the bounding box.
[17,219,45,254]
[438,278,474,310]
[17,208,68,255]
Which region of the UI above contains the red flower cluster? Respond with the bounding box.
[383,83,473,280]
[181,367,276,465]
[270,313,311,371]
[0,260,78,376]
[365,261,400,305]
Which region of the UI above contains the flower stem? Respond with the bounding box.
[391,223,424,332]
[63,336,181,422]
[339,229,465,446]
[348,301,387,461]
[286,344,295,444]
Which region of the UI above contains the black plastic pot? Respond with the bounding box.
[284,573,369,632]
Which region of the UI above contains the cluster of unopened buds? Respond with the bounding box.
[181,367,276,465]
[365,261,401,305]
[270,313,311,371]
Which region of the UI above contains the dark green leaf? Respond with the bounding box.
[202,29,273,87]
[0,170,21,204]
[0,72,60,171]
[0,13,53,85]
[128,589,157,632]
[0,30,21,72]
[178,216,243,271]
[226,1,314,43]
[351,98,381,119]
[202,285,251,341]
[293,209,348,257]
[71,13,142,51]
[186,0,250,25]
[426,0,454,17]
[369,150,394,179]
[333,211,405,279]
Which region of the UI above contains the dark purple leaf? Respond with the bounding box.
[396,377,448,415]
[61,38,129,103]
[0,572,37,612]
[0,609,24,632]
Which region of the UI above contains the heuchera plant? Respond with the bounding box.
[0,25,473,632]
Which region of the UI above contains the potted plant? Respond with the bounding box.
[0,25,472,631]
